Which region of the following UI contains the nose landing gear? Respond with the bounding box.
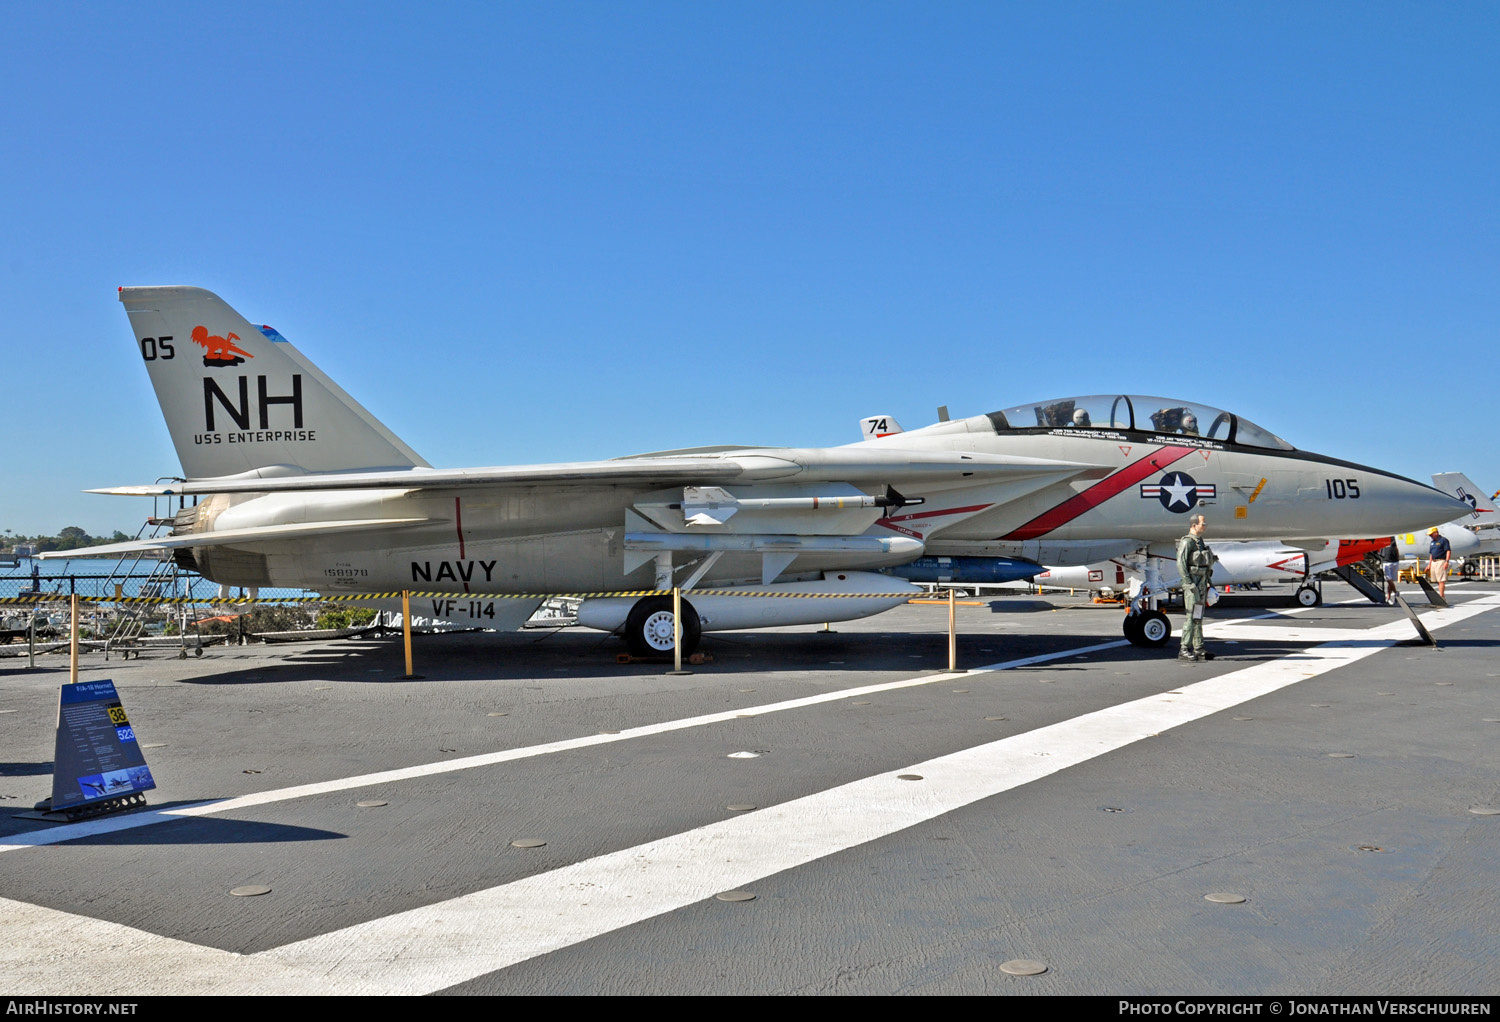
[1123,608,1171,647]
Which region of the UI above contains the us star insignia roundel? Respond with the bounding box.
[1140,472,1216,512]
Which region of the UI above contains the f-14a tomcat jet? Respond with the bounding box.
[52,286,1466,656]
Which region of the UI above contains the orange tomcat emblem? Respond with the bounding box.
[191,325,255,367]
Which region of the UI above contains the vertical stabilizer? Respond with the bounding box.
[1431,472,1497,524]
[119,286,428,479]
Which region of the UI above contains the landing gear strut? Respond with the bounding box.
[1123,559,1172,648]
[624,595,701,658]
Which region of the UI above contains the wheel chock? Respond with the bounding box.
[615,652,713,665]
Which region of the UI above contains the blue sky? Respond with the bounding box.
[2,1,1496,536]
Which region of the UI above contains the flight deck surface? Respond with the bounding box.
[3,583,1498,996]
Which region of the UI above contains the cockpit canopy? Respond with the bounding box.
[985,395,1294,450]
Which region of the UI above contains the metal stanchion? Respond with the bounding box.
[27,607,36,670]
[398,589,423,679]
[947,587,965,673]
[69,594,80,685]
[667,586,691,675]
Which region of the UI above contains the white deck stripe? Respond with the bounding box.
[0,898,387,996]
[7,594,1496,995]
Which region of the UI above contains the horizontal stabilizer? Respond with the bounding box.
[35,518,436,559]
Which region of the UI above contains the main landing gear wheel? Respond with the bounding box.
[1123,609,1171,648]
[1295,584,1321,607]
[624,595,701,658]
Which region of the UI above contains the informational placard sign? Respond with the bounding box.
[51,680,155,811]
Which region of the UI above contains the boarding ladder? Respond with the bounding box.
[101,483,205,660]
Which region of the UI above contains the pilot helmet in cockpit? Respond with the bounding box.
[1039,400,1077,428]
[1150,407,1182,432]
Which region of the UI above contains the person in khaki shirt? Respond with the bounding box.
[1176,514,1215,662]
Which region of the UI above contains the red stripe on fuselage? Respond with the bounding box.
[455,497,469,592]
[997,445,1198,541]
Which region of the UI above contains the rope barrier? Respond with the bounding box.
[0,588,934,607]
[8,585,979,675]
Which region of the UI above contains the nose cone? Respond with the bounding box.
[1356,473,1474,535]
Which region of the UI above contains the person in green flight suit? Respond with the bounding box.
[1176,513,1216,662]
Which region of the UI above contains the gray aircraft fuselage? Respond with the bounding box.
[178,420,1458,595]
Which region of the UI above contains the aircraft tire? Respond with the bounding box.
[1136,609,1171,647]
[1123,610,1171,647]
[1462,562,1477,578]
[1295,584,1321,607]
[624,595,702,658]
